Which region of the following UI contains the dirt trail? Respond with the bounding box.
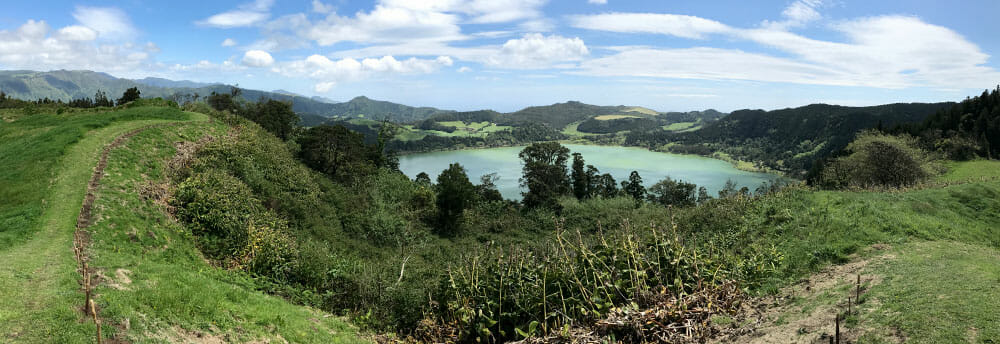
[72,123,178,343]
[714,246,896,344]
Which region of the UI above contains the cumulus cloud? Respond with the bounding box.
[198,0,274,28]
[485,33,589,69]
[221,38,237,47]
[279,54,453,90]
[0,19,151,76]
[242,50,275,67]
[57,25,98,41]
[72,6,138,41]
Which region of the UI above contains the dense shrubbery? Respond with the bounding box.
[168,106,802,341]
[814,131,942,189]
[576,117,659,134]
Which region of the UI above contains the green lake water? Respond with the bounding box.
[399,144,782,200]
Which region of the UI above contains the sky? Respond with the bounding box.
[1,0,998,112]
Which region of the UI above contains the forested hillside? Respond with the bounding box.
[627,102,952,176]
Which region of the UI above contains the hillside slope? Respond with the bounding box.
[0,106,361,343]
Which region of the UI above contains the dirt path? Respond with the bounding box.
[72,123,180,343]
[0,117,198,343]
[714,246,896,344]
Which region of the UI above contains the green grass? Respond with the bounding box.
[87,121,361,343]
[395,121,513,141]
[662,121,699,131]
[593,114,642,120]
[0,106,362,343]
[561,121,587,137]
[935,159,1000,183]
[860,241,999,343]
[0,107,194,342]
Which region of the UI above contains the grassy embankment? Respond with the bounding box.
[0,106,361,343]
[722,160,1000,343]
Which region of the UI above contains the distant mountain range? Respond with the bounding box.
[0,70,724,126]
[0,70,454,123]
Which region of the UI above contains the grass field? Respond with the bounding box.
[662,121,700,131]
[721,163,1000,342]
[623,106,659,116]
[593,114,642,120]
[396,121,513,141]
[936,159,1000,182]
[0,106,361,343]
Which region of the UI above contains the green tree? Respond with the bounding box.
[415,172,432,186]
[571,153,588,200]
[718,179,739,198]
[519,142,571,209]
[584,165,601,198]
[117,87,141,105]
[594,173,618,198]
[435,163,476,236]
[647,177,697,207]
[297,124,378,184]
[244,99,299,140]
[620,171,646,203]
[696,186,711,204]
[476,173,504,203]
[94,90,113,107]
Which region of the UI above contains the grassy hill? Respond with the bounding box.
[0,105,361,343]
[1,99,998,343]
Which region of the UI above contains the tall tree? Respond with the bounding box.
[435,163,476,236]
[298,124,377,184]
[117,87,141,105]
[519,142,571,209]
[571,153,588,200]
[245,99,298,140]
[621,171,646,203]
[585,165,601,198]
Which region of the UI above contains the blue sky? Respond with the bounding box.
[1,0,998,112]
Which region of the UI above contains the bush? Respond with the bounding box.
[819,130,941,189]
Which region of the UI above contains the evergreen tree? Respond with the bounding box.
[117,87,141,105]
[620,171,646,203]
[415,172,432,186]
[571,153,588,200]
[435,163,476,236]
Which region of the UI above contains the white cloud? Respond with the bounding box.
[242,50,275,67]
[588,0,607,4]
[569,13,733,39]
[306,5,464,46]
[221,38,237,47]
[458,66,472,73]
[72,6,137,41]
[0,19,152,77]
[576,47,849,85]
[144,42,161,53]
[763,0,824,30]
[519,18,555,32]
[198,0,275,28]
[279,54,453,88]
[571,9,1000,89]
[57,25,97,41]
[312,0,335,14]
[485,33,589,69]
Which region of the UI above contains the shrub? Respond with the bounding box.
[819,130,941,189]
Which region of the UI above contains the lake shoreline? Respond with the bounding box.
[397,139,789,177]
